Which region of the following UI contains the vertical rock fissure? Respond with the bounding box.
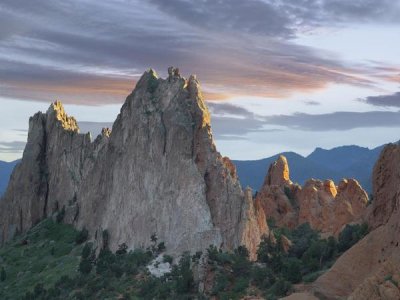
[160,111,167,155]
[40,118,49,219]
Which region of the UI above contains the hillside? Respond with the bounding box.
[0,216,366,299]
[233,145,385,193]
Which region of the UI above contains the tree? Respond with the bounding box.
[116,243,128,255]
[79,259,92,275]
[75,228,89,244]
[79,243,94,275]
[175,252,194,294]
[1,267,6,282]
[338,224,368,253]
[102,229,109,249]
[283,258,302,283]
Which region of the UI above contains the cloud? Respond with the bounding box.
[304,100,321,106]
[207,102,400,134]
[0,141,26,153]
[149,0,293,38]
[0,0,386,105]
[208,102,255,118]
[265,110,400,131]
[362,92,400,108]
[150,0,400,37]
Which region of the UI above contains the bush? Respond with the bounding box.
[269,278,292,297]
[96,248,116,275]
[75,228,89,244]
[232,277,249,293]
[79,258,92,275]
[102,230,110,249]
[283,258,302,283]
[1,267,6,282]
[116,243,128,255]
[163,254,173,264]
[213,272,229,294]
[175,252,194,294]
[338,223,369,252]
[82,243,92,259]
[232,252,251,277]
[251,266,275,289]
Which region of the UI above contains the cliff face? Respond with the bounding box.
[310,143,400,299]
[256,155,369,237]
[0,68,267,258]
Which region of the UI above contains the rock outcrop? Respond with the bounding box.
[310,142,400,299]
[256,155,369,237]
[0,68,267,259]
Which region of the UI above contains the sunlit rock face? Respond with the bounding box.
[256,155,369,237]
[0,68,267,258]
[311,143,400,299]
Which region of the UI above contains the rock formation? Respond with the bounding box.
[0,68,267,259]
[256,155,369,237]
[310,142,400,299]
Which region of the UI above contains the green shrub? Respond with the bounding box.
[283,257,302,283]
[268,278,292,297]
[0,266,6,282]
[213,272,229,294]
[338,223,369,252]
[102,229,110,249]
[232,277,249,293]
[175,252,195,294]
[251,266,275,289]
[163,254,173,264]
[302,270,326,283]
[79,258,93,275]
[75,228,89,244]
[116,243,128,255]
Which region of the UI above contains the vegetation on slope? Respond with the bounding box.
[0,217,369,299]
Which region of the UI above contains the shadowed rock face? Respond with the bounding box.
[256,155,369,237]
[0,69,266,258]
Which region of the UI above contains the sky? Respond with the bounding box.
[0,0,400,161]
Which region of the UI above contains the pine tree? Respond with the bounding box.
[1,267,6,282]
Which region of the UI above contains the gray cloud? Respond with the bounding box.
[208,102,255,118]
[151,0,400,37]
[206,102,400,134]
[363,92,400,108]
[304,100,321,106]
[0,0,386,105]
[149,0,293,38]
[265,110,400,131]
[0,141,26,153]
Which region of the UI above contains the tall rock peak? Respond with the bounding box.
[0,68,266,260]
[266,155,291,186]
[47,100,79,132]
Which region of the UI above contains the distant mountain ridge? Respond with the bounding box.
[0,144,388,197]
[233,144,387,194]
[0,160,20,197]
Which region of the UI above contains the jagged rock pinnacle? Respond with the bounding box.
[266,155,291,186]
[47,100,79,132]
[0,67,267,260]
